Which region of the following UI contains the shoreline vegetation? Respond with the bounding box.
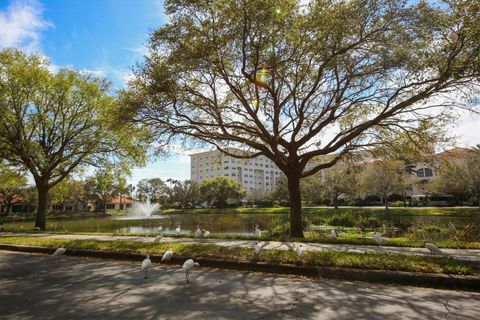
[2,207,479,249]
[0,236,473,276]
[4,206,480,222]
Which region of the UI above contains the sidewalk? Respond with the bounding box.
[2,232,480,263]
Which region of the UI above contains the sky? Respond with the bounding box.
[1,0,479,186]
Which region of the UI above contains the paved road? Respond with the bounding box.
[1,251,479,320]
[4,232,480,262]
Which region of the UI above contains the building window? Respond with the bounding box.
[106,204,115,209]
[424,168,433,177]
[417,168,433,178]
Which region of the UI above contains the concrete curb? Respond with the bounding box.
[1,244,479,292]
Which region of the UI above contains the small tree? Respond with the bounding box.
[199,177,245,208]
[84,171,127,213]
[320,165,357,209]
[0,162,28,220]
[170,180,199,208]
[359,160,406,209]
[271,175,289,205]
[435,147,480,207]
[136,178,169,205]
[49,179,86,212]
[245,189,273,207]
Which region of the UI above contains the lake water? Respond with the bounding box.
[4,211,479,241]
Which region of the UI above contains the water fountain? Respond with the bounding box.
[130,198,160,218]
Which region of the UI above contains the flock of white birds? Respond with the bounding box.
[51,224,447,282]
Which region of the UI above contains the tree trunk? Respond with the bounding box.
[384,192,389,210]
[287,174,304,238]
[35,179,49,230]
[332,192,338,209]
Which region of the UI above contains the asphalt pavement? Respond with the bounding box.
[1,251,479,320]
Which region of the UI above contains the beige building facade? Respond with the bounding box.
[190,149,282,193]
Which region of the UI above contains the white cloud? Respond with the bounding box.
[0,0,51,52]
[450,110,480,147]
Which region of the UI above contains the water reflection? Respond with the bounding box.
[115,213,276,236]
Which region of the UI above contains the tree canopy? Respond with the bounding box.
[0,49,146,229]
[435,147,480,207]
[122,0,480,236]
[0,162,28,219]
[199,176,245,208]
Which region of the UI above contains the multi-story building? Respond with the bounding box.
[190,149,283,193]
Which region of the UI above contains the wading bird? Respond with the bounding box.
[295,244,304,258]
[424,241,444,257]
[327,229,337,239]
[175,225,181,235]
[373,232,383,246]
[161,249,174,262]
[195,225,202,237]
[141,254,152,279]
[254,225,262,238]
[203,230,210,238]
[52,245,66,258]
[181,259,199,283]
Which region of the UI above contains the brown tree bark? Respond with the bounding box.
[287,174,304,237]
[35,179,49,230]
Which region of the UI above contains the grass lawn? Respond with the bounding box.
[0,236,473,275]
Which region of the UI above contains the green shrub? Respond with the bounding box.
[347,199,363,206]
[325,211,357,227]
[356,216,381,230]
[269,216,290,237]
[390,200,405,207]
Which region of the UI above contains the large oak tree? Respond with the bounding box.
[0,49,145,230]
[122,0,480,236]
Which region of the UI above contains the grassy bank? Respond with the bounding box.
[0,236,472,275]
[2,228,479,249]
[161,207,480,216]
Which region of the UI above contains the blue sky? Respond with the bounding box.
[1,0,479,187]
[0,0,191,185]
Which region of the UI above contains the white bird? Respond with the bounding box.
[33,226,41,232]
[295,244,304,258]
[175,225,181,235]
[52,245,66,258]
[141,254,152,279]
[195,225,202,237]
[424,242,444,257]
[153,235,162,243]
[161,249,174,262]
[181,259,199,283]
[254,225,262,238]
[255,241,263,256]
[203,230,210,238]
[327,229,337,239]
[158,225,163,232]
[372,232,383,246]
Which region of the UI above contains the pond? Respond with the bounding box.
[3,213,278,237]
